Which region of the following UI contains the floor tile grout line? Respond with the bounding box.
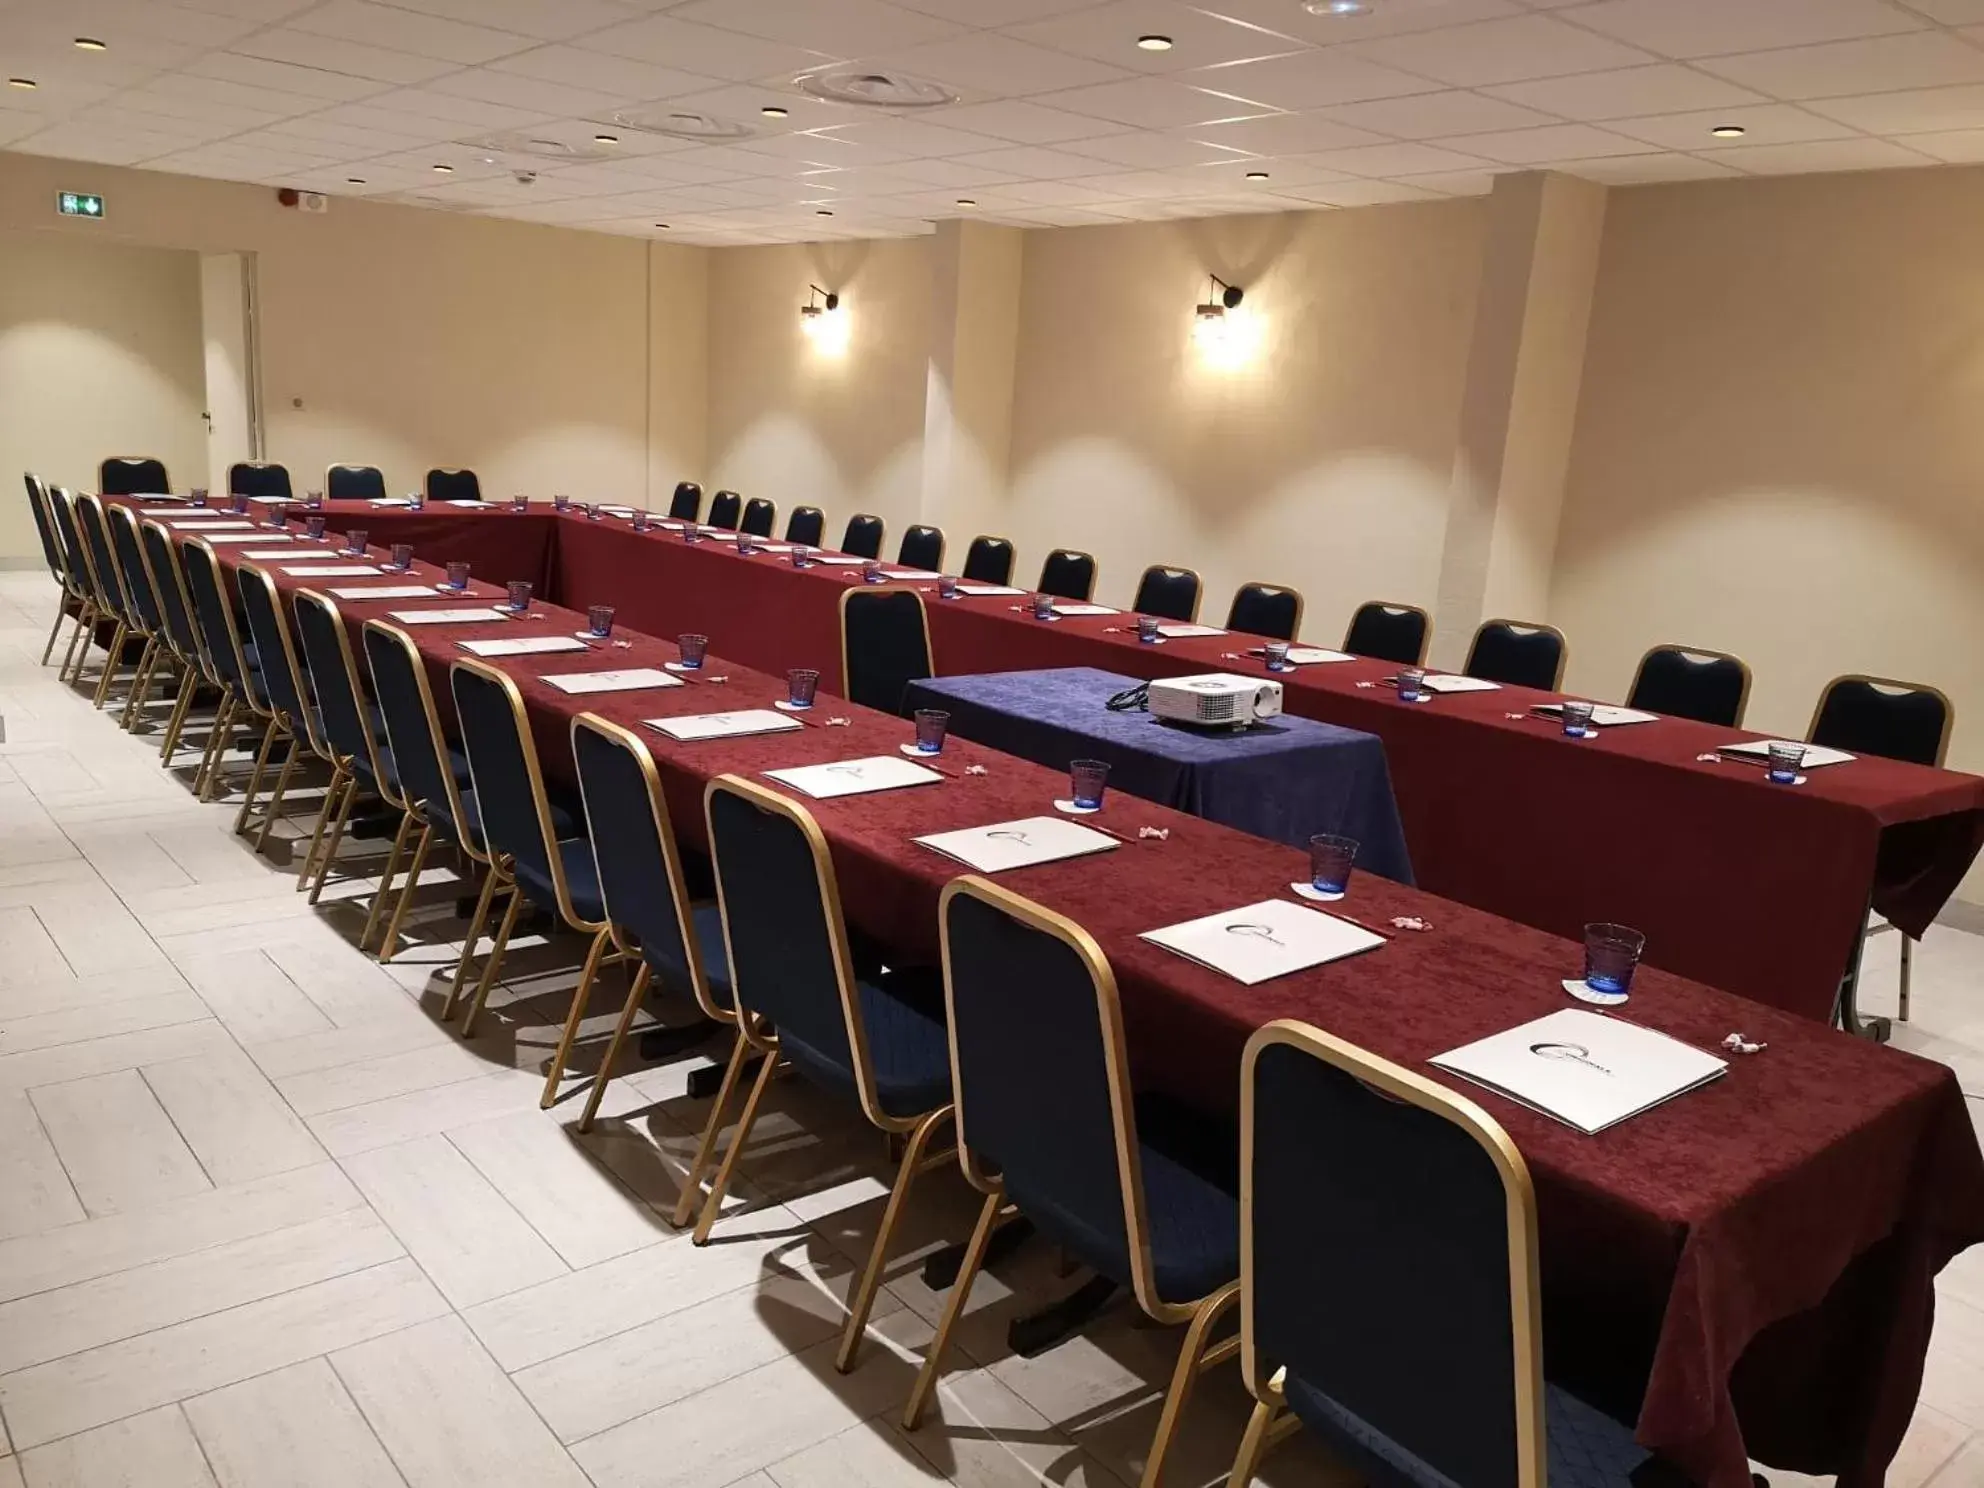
[21,905,75,982]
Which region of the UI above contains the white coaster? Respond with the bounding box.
[774,699,813,713]
[1289,881,1345,903]
[1563,978,1630,1007]
[665,661,702,674]
[899,743,944,759]
[1054,799,1098,815]
[572,631,609,642]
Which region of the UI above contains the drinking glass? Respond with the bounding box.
[787,668,819,708]
[791,545,813,567]
[510,494,529,513]
[587,604,614,639]
[189,488,208,507]
[585,502,603,520]
[631,509,651,533]
[408,492,426,511]
[505,580,532,613]
[1309,834,1358,896]
[914,709,949,755]
[862,560,884,584]
[230,493,250,515]
[1767,741,1805,784]
[737,534,759,555]
[1583,923,1646,997]
[305,515,328,542]
[1265,640,1292,671]
[1070,759,1109,810]
[343,528,369,558]
[553,494,572,512]
[1136,615,1161,644]
[678,633,708,669]
[1031,592,1056,621]
[305,491,325,510]
[1561,699,1596,737]
[265,502,289,528]
[389,542,414,572]
[444,559,469,591]
[938,574,960,599]
[683,524,703,545]
[1396,668,1427,702]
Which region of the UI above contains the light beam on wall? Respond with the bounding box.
[1192,275,1259,370]
[801,283,849,356]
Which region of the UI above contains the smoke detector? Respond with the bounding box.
[607,106,754,141]
[796,68,956,108]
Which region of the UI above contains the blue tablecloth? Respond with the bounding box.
[905,667,1413,883]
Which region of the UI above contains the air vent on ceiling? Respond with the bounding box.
[464,133,617,161]
[796,68,956,108]
[608,107,754,141]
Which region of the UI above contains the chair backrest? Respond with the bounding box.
[99,456,169,496]
[1809,675,1952,767]
[363,622,478,848]
[1133,565,1201,623]
[326,463,386,502]
[48,489,96,609]
[1343,601,1429,666]
[424,468,481,502]
[228,461,293,499]
[180,539,258,700]
[1038,549,1096,602]
[1464,620,1565,691]
[450,659,593,926]
[71,493,128,620]
[292,590,391,793]
[1241,1021,1543,1488]
[939,878,1169,1314]
[705,775,891,1125]
[962,535,1014,586]
[785,505,825,546]
[898,524,945,571]
[707,490,742,530]
[572,715,727,1022]
[1627,645,1750,728]
[23,474,69,586]
[139,519,205,669]
[1226,582,1302,642]
[740,497,776,538]
[840,513,885,560]
[235,564,322,752]
[105,503,164,635]
[840,588,932,717]
[668,481,703,522]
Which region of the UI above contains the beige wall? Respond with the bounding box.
[704,238,932,548]
[1555,165,1984,788]
[1004,202,1485,638]
[0,228,205,559]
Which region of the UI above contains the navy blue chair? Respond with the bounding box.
[1344,601,1429,666]
[47,489,106,685]
[1038,548,1096,602]
[235,564,327,851]
[99,456,169,496]
[695,776,953,1372]
[570,714,734,1137]
[785,505,825,546]
[840,513,885,560]
[326,463,386,502]
[962,535,1014,587]
[840,588,931,718]
[906,878,1239,1488]
[1628,645,1750,728]
[104,502,173,730]
[668,481,703,522]
[24,475,81,667]
[228,461,292,499]
[137,518,210,768]
[425,468,481,503]
[178,537,269,803]
[1465,619,1566,691]
[1230,1020,1650,1488]
[69,493,136,709]
[450,658,622,1109]
[1134,565,1202,623]
[707,490,742,530]
[1227,582,1302,643]
[898,524,945,572]
[740,497,776,538]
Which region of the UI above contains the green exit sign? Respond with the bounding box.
[57,191,104,219]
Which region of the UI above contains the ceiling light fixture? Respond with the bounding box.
[816,208,834,216]
[762,106,788,118]
[1709,123,1746,138]
[956,198,977,206]
[654,222,670,229]
[1137,34,1174,50]
[431,163,454,173]
[1245,170,1269,180]
[72,36,106,50]
[347,176,366,184]
[1195,274,1244,340]
[7,77,35,89]
[1304,0,1368,14]
[593,132,618,143]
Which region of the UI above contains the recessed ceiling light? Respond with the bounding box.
[654,222,670,229]
[7,77,35,89]
[1137,33,1173,50]
[1709,123,1746,138]
[762,106,788,118]
[816,209,835,216]
[346,176,366,184]
[593,132,618,144]
[431,163,454,173]
[72,36,106,50]
[956,198,977,206]
[1304,0,1368,14]
[1245,170,1269,180]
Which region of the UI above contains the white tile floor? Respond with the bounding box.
[0,568,1977,1488]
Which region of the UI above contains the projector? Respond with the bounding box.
[1148,673,1284,729]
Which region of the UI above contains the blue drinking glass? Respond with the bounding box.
[343,528,369,558]
[787,668,819,708]
[510,494,529,513]
[1396,668,1426,702]
[504,580,532,613]
[914,709,949,754]
[444,559,469,591]
[1070,759,1109,810]
[1767,742,1805,784]
[1309,834,1358,896]
[678,633,708,669]
[1032,592,1056,621]
[588,605,614,638]
[1265,640,1292,671]
[389,543,414,572]
[1583,923,1646,997]
[938,574,960,599]
[553,494,572,512]
[1137,616,1161,643]
[1561,699,1596,737]
[305,515,328,542]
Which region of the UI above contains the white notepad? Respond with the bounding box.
[1416,674,1501,694]
[1280,647,1356,665]
[766,755,945,799]
[388,608,508,625]
[202,533,291,544]
[1141,898,1384,986]
[1430,1009,1727,1135]
[957,584,1024,597]
[600,505,638,518]
[697,529,741,541]
[370,497,416,507]
[249,548,337,559]
[544,668,683,696]
[1054,604,1117,616]
[647,710,804,742]
[329,586,440,600]
[757,543,794,554]
[442,499,484,507]
[248,495,291,505]
[284,565,381,577]
[166,519,252,530]
[816,556,868,566]
[916,816,1119,873]
[885,570,939,580]
[1159,624,1227,639]
[459,636,589,658]
[1532,703,1658,727]
[1717,739,1856,769]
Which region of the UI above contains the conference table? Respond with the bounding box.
[296,499,1984,1031]
[125,496,1984,1488]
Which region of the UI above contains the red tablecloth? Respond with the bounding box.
[139,496,1984,1488]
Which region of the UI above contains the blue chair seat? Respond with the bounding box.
[778,973,950,1121]
[643,901,735,1012]
[513,836,606,923]
[1282,1372,1649,1488]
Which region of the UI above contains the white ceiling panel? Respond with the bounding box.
[288,2,534,65]
[671,0,967,56]
[1398,167,1502,194]
[1006,1,1303,73]
[230,28,459,84]
[1483,64,1768,120]
[1437,121,1661,162]
[1189,48,1448,110]
[1700,32,1984,98]
[1706,135,1939,172]
[1279,176,1441,205]
[1293,139,1495,176]
[1306,88,1557,137]
[1806,81,1984,132]
[485,46,715,102]
[1567,0,1926,58]
[1056,129,1253,166]
[1344,14,1657,86]
[1039,76,1276,128]
[1546,150,1741,183]
[374,0,643,44]
[1188,109,1395,154]
[886,0,1115,25]
[575,13,840,79]
[1200,0,1525,45]
[857,33,1134,95]
[1610,102,1858,150]
[182,51,390,100]
[1896,125,1984,159]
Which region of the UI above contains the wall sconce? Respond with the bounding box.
[1193,274,1260,370]
[1193,275,1244,341]
[800,283,840,333]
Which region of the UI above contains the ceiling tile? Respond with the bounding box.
[933,98,1131,142]
[1293,139,1495,175]
[1397,167,1503,194]
[1805,81,1984,132]
[1187,47,1448,109]
[1708,135,1939,171]
[1056,129,1255,166]
[656,83,860,133]
[1567,0,1926,58]
[1610,102,1859,150]
[1546,151,1743,183]
[812,116,1017,157]
[488,46,715,102]
[950,142,1138,175]
[13,123,205,163]
[1435,121,1660,162]
[1308,88,1558,137]
[1183,152,1355,187]
[1055,167,1202,196]
[133,71,330,117]
[423,67,619,115]
[228,29,462,85]
[1484,64,1768,120]
[306,102,465,140]
[878,154,1029,185]
[360,87,557,128]
[258,117,443,152]
[184,52,392,101]
[1279,177,1441,205]
[289,1,536,65]
[1188,109,1395,153]
[369,0,641,42]
[886,0,1118,23]
[1699,32,1984,99]
[731,128,914,168]
[1006,1,1305,73]
[1199,0,1525,45]
[1905,0,1984,18]
[857,32,1135,95]
[1343,14,1657,87]
[1037,76,1277,127]
[671,0,966,55]
[575,13,840,79]
[97,88,288,129]
[1897,125,1984,160]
